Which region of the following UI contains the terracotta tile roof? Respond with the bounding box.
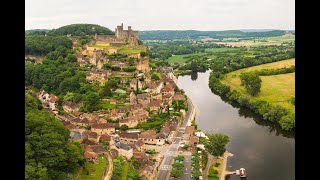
[135,139,144,147]
[139,129,157,139]
[92,123,115,129]
[49,95,59,103]
[81,138,97,146]
[90,145,106,154]
[131,104,143,111]
[149,99,162,107]
[84,145,93,152]
[137,93,150,100]
[84,151,98,159]
[120,114,148,123]
[99,134,111,142]
[163,93,172,98]
[173,92,185,101]
[161,84,174,92]
[119,132,139,139]
[185,126,195,135]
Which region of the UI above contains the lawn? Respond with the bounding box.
[74,156,108,180]
[118,48,144,54]
[119,162,129,180]
[89,44,110,48]
[99,101,126,110]
[205,47,241,53]
[221,59,295,112]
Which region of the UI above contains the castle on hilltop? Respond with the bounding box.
[95,23,139,46]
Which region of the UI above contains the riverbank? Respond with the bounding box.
[177,75,233,180]
[219,151,234,180]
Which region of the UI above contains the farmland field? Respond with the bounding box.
[216,34,295,47]
[221,59,295,112]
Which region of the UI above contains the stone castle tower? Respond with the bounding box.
[115,23,139,46]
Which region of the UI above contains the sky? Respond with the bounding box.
[25,0,295,31]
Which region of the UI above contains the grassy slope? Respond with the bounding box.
[119,162,129,180]
[221,59,295,112]
[74,156,107,180]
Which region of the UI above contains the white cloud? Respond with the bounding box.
[25,0,295,30]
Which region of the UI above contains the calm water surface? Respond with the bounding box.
[177,71,295,180]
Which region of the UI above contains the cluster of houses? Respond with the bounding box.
[38,90,59,114]
[37,25,189,178]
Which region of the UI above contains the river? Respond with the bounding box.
[176,71,295,180]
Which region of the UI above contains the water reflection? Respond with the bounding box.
[191,72,198,80]
[217,93,295,139]
[177,70,295,180]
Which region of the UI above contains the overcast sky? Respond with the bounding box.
[26,0,295,31]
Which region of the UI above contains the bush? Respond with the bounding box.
[279,111,295,130]
[214,162,220,167]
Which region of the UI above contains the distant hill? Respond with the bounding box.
[239,29,279,32]
[47,24,114,36]
[25,29,51,36]
[139,30,285,40]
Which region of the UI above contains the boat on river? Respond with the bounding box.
[239,168,246,177]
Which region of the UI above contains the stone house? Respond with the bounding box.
[113,141,133,159]
[62,101,81,113]
[149,99,162,113]
[173,92,186,101]
[130,104,144,114]
[132,109,149,117]
[86,69,110,85]
[69,117,90,127]
[147,80,163,94]
[138,129,165,146]
[38,90,59,114]
[84,151,98,163]
[131,139,145,152]
[119,132,139,143]
[119,114,148,128]
[130,79,142,90]
[81,139,97,146]
[82,131,99,142]
[136,93,151,107]
[161,83,175,96]
[91,123,115,135]
[91,144,107,155]
[118,108,130,117]
[163,93,174,106]
[99,133,112,143]
[130,92,137,104]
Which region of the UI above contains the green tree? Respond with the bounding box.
[205,133,230,157]
[190,60,198,72]
[240,72,262,96]
[279,112,295,130]
[151,73,160,80]
[120,125,129,131]
[84,91,100,112]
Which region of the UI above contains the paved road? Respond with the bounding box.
[181,154,192,180]
[156,98,194,180]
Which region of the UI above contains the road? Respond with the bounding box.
[181,153,192,180]
[156,98,194,180]
[203,154,214,180]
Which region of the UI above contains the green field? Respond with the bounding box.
[221,59,295,112]
[89,44,110,48]
[118,48,144,54]
[119,162,129,180]
[74,156,107,180]
[205,47,241,53]
[167,53,206,63]
[216,34,295,47]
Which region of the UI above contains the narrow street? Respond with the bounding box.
[156,98,195,180]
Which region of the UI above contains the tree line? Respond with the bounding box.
[25,92,84,179]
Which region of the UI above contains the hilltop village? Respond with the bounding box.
[28,24,205,179]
